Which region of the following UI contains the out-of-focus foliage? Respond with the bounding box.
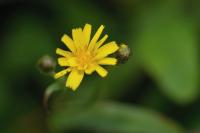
[0,0,199,133]
[50,102,182,133]
[135,1,199,104]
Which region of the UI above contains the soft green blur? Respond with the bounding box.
[0,0,199,133]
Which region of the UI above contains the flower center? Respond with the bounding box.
[76,50,94,70]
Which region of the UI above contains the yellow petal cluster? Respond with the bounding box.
[55,24,119,90]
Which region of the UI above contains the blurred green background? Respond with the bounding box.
[0,0,199,133]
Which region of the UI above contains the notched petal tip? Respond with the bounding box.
[111,58,117,65]
[98,57,118,65]
[85,67,95,75]
[61,34,76,52]
[100,24,105,28]
[54,74,60,79]
[58,58,69,66]
[66,70,84,91]
[101,72,108,78]
[66,85,77,91]
[55,48,64,55]
[95,65,108,78]
[88,24,105,50]
[61,34,67,41]
[95,42,119,59]
[85,23,92,27]
[54,69,68,79]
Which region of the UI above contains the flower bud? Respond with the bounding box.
[37,55,56,74]
[116,44,131,63]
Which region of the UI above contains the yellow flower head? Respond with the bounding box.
[54,24,119,91]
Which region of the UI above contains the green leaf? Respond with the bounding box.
[49,102,183,133]
[135,2,199,104]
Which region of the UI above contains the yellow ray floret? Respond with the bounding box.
[66,69,84,91]
[55,24,119,90]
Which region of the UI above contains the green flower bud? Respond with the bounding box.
[116,44,131,63]
[37,55,56,75]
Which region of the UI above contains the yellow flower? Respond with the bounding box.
[54,24,119,91]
